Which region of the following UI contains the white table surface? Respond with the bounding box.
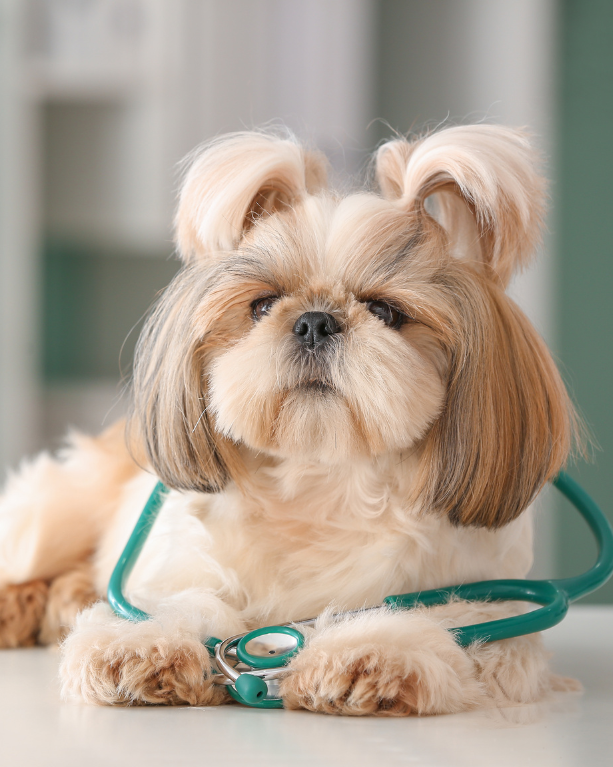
[1,605,612,767]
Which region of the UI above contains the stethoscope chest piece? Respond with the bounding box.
[216,626,304,709]
[237,626,304,669]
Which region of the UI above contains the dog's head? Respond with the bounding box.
[129,126,577,528]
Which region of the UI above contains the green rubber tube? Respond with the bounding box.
[107,481,169,622]
[550,471,613,601]
[384,472,613,644]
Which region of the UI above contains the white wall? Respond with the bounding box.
[0,0,379,470]
[0,1,43,469]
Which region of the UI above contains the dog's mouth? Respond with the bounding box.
[288,349,337,395]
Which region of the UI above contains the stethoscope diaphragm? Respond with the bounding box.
[237,626,304,668]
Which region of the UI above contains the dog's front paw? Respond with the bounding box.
[280,610,483,716]
[60,603,227,706]
[77,640,224,706]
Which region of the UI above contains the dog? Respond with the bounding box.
[0,125,580,715]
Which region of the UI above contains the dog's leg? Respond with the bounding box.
[38,562,98,644]
[0,562,99,648]
[60,590,245,706]
[280,602,561,716]
[280,608,483,715]
[455,601,581,702]
[0,421,139,588]
[0,580,48,648]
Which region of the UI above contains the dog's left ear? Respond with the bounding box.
[377,126,579,527]
[176,132,328,262]
[375,125,546,286]
[415,286,578,528]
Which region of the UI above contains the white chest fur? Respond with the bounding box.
[95,455,534,628]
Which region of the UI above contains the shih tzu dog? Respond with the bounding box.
[0,125,579,715]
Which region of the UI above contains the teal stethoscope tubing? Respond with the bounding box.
[108,471,613,685]
[384,472,613,644]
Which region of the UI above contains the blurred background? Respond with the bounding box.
[0,0,611,600]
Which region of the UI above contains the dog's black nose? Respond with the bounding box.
[293,312,339,348]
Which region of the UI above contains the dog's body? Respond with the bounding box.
[0,126,579,714]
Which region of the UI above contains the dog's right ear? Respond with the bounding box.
[175,132,328,262]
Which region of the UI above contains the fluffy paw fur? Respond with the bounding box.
[433,600,573,706]
[0,580,48,648]
[280,610,484,716]
[38,563,98,644]
[69,640,224,706]
[60,603,227,706]
[466,631,579,704]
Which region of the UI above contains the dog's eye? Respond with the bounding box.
[252,296,279,320]
[366,300,405,329]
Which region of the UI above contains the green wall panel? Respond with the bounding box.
[557,0,613,602]
[43,239,179,381]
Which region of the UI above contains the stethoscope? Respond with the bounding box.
[108,471,613,709]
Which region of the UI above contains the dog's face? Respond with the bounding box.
[130,127,576,528]
[208,194,447,463]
